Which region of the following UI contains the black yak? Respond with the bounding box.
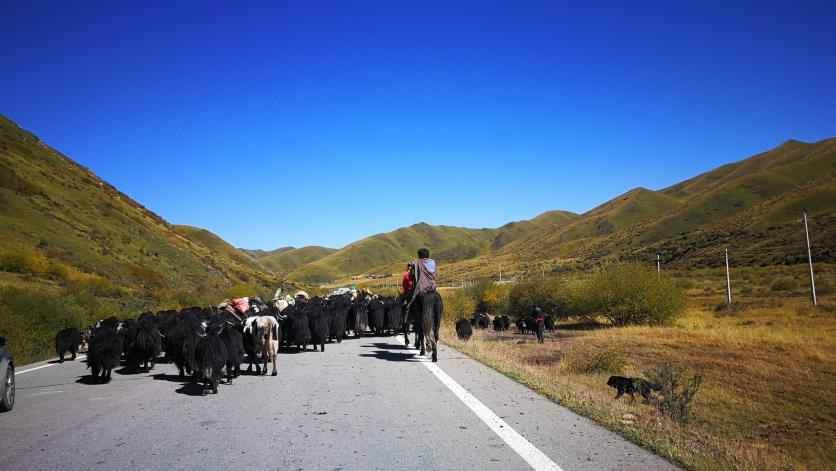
[383,297,402,335]
[327,296,348,344]
[367,298,385,335]
[282,307,311,352]
[125,317,162,373]
[544,315,555,332]
[87,324,122,383]
[455,318,472,341]
[472,313,489,329]
[55,328,82,362]
[308,310,329,352]
[349,301,368,338]
[165,313,203,378]
[218,320,244,383]
[194,323,228,394]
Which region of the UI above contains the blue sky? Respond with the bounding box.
[1,1,835,249]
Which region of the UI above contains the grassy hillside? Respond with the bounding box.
[173,225,267,273]
[434,138,835,282]
[239,246,293,259]
[286,211,577,283]
[254,246,336,274]
[0,115,277,296]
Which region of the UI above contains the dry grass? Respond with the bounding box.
[440,298,836,470]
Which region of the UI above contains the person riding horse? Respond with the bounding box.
[403,248,443,362]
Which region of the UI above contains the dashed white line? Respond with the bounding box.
[17,355,86,375]
[411,347,564,471]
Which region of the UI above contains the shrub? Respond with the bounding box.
[0,286,94,364]
[644,362,703,424]
[443,289,476,329]
[0,252,34,273]
[464,279,494,312]
[575,264,685,325]
[770,278,796,292]
[507,277,576,319]
[563,347,626,374]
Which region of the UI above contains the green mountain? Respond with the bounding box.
[286,211,578,283]
[244,246,336,275]
[441,137,836,280]
[238,247,294,260]
[0,115,277,294]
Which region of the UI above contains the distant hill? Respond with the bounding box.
[0,115,277,294]
[3,112,830,293]
[286,211,578,283]
[439,137,836,281]
[238,247,294,260]
[244,246,336,275]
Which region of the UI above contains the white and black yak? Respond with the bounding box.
[455,318,473,341]
[55,328,82,363]
[87,323,122,382]
[257,316,280,375]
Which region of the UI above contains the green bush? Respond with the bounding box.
[575,264,685,325]
[464,279,494,312]
[0,286,94,364]
[770,278,796,292]
[443,289,476,329]
[644,362,703,424]
[0,252,34,273]
[507,277,576,319]
[563,347,626,374]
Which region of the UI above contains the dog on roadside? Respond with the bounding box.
[607,376,658,404]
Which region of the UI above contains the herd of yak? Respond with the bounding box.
[51,290,551,395]
[53,292,439,395]
[454,312,556,341]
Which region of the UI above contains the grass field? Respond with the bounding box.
[439,294,835,470]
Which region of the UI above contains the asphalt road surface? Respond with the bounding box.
[0,335,678,471]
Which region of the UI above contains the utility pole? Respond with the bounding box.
[656,254,661,278]
[499,264,502,283]
[725,248,732,304]
[801,210,817,306]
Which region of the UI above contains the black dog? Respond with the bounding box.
[607,376,657,404]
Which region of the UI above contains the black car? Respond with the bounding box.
[0,336,15,412]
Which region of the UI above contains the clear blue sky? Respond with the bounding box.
[2,1,835,249]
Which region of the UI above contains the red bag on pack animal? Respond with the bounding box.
[233,297,250,314]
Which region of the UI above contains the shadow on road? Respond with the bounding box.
[152,372,189,383]
[362,342,411,351]
[75,375,111,385]
[359,349,420,362]
[175,382,207,396]
[151,372,206,396]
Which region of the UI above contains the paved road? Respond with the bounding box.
[0,335,677,471]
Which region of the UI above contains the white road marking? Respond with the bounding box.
[414,352,564,471]
[17,355,86,375]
